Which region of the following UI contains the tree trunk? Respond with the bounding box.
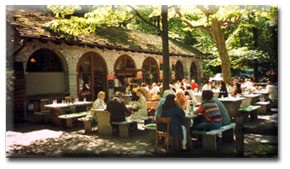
[161,5,170,90]
[210,19,232,84]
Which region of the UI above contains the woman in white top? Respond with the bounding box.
[91,91,107,109]
[202,79,212,91]
[128,88,148,120]
[88,91,106,123]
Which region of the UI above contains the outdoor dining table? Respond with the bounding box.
[91,108,112,136]
[123,94,132,104]
[218,97,245,119]
[240,93,261,108]
[45,101,93,126]
[194,92,202,103]
[184,108,198,150]
[253,90,269,99]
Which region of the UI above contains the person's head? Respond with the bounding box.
[206,79,212,85]
[162,94,176,110]
[175,89,185,101]
[125,84,130,89]
[114,91,123,99]
[136,88,144,97]
[186,85,192,90]
[182,79,187,84]
[202,90,213,100]
[162,90,173,98]
[97,91,106,100]
[191,79,196,84]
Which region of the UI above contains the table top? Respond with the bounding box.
[185,113,197,119]
[242,93,261,98]
[45,101,93,108]
[218,97,245,102]
[253,90,268,95]
[91,108,107,112]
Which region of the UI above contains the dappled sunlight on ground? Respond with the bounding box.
[6,111,278,158]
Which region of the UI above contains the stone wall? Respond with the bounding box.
[14,39,203,98]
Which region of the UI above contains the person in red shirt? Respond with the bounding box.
[191,79,198,91]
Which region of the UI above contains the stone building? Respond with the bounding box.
[6,7,205,122]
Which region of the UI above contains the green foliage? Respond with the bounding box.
[43,16,95,40]
[43,5,278,75]
[47,5,81,18]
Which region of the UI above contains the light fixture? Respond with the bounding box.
[30,58,36,63]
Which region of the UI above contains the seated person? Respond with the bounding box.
[128,88,147,121]
[160,94,187,151]
[191,90,222,131]
[211,97,231,126]
[86,91,106,124]
[155,90,174,117]
[106,91,131,136]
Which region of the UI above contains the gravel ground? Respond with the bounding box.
[6,114,278,158]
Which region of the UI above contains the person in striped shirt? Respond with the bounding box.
[191,90,222,131]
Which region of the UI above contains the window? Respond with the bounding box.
[26,49,63,72]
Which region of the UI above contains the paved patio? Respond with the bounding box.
[6,111,278,158]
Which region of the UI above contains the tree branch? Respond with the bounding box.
[127,5,161,32]
[222,15,241,30]
[118,15,136,28]
[196,5,218,17]
[174,6,210,33]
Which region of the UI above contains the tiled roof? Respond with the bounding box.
[7,8,205,58]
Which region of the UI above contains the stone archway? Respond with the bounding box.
[114,55,138,86]
[25,48,67,95]
[142,57,160,85]
[77,51,108,101]
[190,61,198,82]
[175,60,184,82]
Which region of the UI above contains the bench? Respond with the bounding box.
[144,123,156,144]
[111,120,138,138]
[238,105,261,122]
[78,117,94,133]
[107,115,153,138]
[255,101,270,115]
[58,111,89,128]
[191,123,236,151]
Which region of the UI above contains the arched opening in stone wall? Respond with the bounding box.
[190,61,198,83]
[175,60,184,82]
[114,55,140,87]
[77,52,108,101]
[26,48,66,96]
[142,57,160,85]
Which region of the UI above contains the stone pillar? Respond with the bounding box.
[68,72,78,98]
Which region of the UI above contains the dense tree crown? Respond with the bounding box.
[44,5,278,83]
